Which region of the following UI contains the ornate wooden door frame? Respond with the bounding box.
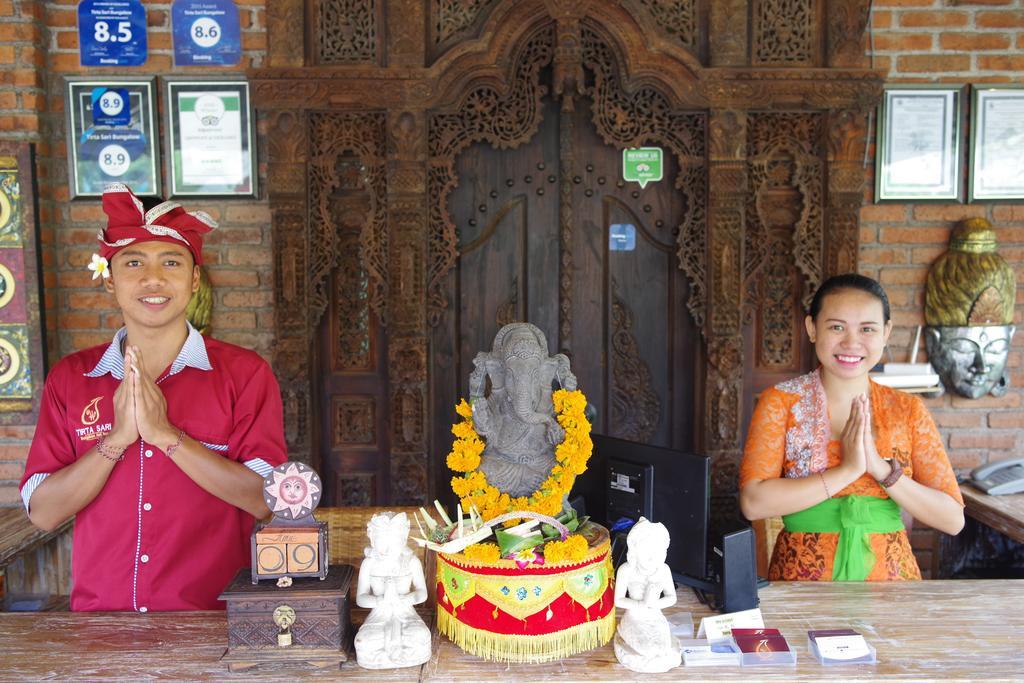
[253,0,882,505]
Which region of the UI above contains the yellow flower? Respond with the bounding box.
[452,420,476,439]
[455,399,473,419]
[462,542,501,563]
[544,534,589,564]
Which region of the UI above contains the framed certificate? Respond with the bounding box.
[65,77,161,198]
[165,79,257,197]
[876,86,964,202]
[969,85,1024,202]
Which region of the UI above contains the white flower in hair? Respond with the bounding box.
[88,253,110,280]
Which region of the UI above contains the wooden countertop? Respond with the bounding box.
[960,483,1024,544]
[1,580,1021,680]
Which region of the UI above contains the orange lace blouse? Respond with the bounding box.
[740,372,964,581]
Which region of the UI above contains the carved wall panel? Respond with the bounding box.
[745,112,824,323]
[337,473,376,506]
[709,0,747,66]
[309,113,388,326]
[315,0,380,64]
[429,0,500,62]
[333,397,377,446]
[636,0,699,54]
[266,0,305,67]
[752,0,818,67]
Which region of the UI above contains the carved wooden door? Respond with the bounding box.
[431,93,699,500]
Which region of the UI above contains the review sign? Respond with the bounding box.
[77,0,147,67]
[172,0,241,66]
[622,147,664,188]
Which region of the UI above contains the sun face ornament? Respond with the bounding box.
[265,462,322,521]
[251,461,329,583]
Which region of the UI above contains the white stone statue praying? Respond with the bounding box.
[613,517,681,673]
[354,511,432,669]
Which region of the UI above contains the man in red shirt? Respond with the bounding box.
[20,183,287,611]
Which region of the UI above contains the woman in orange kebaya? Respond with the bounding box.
[739,274,964,581]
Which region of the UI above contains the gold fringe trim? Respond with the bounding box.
[437,608,616,664]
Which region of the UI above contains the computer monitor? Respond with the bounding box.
[571,434,711,585]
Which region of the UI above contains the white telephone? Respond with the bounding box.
[969,458,1024,496]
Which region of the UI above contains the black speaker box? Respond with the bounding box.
[718,526,760,613]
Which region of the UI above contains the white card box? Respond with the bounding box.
[807,634,877,665]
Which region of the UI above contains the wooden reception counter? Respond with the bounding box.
[1,580,1021,681]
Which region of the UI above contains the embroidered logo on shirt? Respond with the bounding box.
[77,396,111,441]
[81,396,103,425]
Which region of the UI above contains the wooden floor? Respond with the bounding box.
[0,580,1021,680]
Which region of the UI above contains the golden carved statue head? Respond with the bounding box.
[925,218,1015,326]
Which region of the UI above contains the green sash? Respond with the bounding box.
[782,495,904,581]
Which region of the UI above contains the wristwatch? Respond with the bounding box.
[879,457,904,489]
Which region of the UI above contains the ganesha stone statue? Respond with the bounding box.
[469,323,577,498]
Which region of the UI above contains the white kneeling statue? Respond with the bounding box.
[613,517,681,673]
[354,511,432,669]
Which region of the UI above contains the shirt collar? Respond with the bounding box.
[84,323,212,379]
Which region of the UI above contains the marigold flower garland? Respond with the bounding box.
[447,389,593,530]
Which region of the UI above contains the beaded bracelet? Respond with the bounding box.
[818,471,832,499]
[95,433,127,462]
[164,428,186,458]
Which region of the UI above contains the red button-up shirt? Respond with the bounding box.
[21,326,288,611]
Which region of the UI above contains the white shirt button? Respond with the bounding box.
[143,503,152,511]
[140,554,150,563]
[144,449,153,458]
[139,606,148,613]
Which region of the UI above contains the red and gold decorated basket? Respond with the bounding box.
[436,525,614,663]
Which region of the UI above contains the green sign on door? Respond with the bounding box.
[622,147,663,188]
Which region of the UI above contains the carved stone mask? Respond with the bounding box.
[925,325,1015,399]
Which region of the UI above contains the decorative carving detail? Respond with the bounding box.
[338,474,375,506]
[389,338,427,384]
[581,23,703,159]
[392,387,424,449]
[334,397,376,446]
[432,0,497,47]
[710,455,740,498]
[707,336,743,449]
[753,0,816,66]
[610,282,660,443]
[827,109,867,162]
[428,24,555,326]
[281,385,310,457]
[391,112,420,159]
[390,452,428,506]
[267,110,307,168]
[709,0,747,67]
[229,617,341,649]
[709,110,745,161]
[744,112,824,322]
[309,112,388,327]
[275,213,308,334]
[316,0,378,64]
[827,0,871,69]
[638,0,698,51]
[266,0,305,68]
[334,211,372,370]
[558,100,575,351]
[495,276,520,328]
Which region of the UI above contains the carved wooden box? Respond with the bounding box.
[219,564,353,672]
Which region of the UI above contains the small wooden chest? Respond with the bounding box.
[219,563,354,672]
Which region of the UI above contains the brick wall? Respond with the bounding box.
[0,0,272,506]
[862,0,1024,576]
